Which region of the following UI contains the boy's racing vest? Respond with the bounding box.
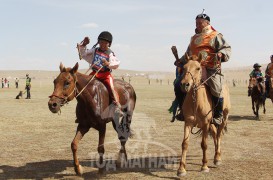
[92,48,111,72]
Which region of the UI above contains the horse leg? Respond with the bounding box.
[263,100,266,114]
[177,125,191,176]
[256,102,259,118]
[201,126,209,172]
[118,114,133,168]
[210,124,221,165]
[252,98,256,116]
[116,137,128,168]
[71,126,89,175]
[98,123,106,174]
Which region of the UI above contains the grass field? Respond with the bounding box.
[0,69,273,179]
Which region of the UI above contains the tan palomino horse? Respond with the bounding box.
[177,55,231,176]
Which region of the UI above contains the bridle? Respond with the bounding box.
[49,73,79,106]
[185,67,221,101]
[183,67,220,131]
[49,67,103,109]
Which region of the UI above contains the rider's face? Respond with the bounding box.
[99,40,110,51]
[196,18,209,33]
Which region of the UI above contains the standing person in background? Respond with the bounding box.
[1,78,4,88]
[4,78,7,87]
[15,78,19,88]
[25,74,31,99]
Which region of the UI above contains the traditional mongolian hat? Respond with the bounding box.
[196,9,210,22]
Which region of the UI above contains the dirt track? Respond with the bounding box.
[0,76,273,179]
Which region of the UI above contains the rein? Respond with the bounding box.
[193,68,221,91]
[75,66,103,98]
[49,66,104,113]
[49,74,79,105]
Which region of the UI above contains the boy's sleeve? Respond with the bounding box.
[78,45,95,64]
[108,52,120,69]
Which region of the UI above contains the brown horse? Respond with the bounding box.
[248,77,266,118]
[48,62,136,175]
[177,55,231,176]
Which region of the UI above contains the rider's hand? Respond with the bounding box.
[81,37,90,46]
[174,60,181,66]
[217,52,222,58]
[102,58,110,67]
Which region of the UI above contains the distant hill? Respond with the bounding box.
[0,69,175,80]
[0,64,268,81]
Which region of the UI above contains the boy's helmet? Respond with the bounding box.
[253,63,261,68]
[98,31,113,46]
[271,55,273,58]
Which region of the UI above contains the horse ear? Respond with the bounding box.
[197,53,203,63]
[184,53,190,63]
[59,62,66,72]
[71,62,79,74]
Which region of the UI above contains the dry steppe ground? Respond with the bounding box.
[0,68,272,179]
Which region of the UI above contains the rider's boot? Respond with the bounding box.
[175,109,184,121]
[211,96,224,126]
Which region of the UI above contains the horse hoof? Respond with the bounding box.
[177,169,187,176]
[201,167,210,173]
[75,165,83,176]
[98,167,104,174]
[116,152,127,168]
[214,160,222,166]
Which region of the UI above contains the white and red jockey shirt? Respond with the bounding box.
[79,45,120,71]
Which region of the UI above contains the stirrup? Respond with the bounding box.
[211,116,222,126]
[174,109,184,121]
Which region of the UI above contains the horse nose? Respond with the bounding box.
[48,99,60,113]
[52,102,58,108]
[182,82,190,88]
[181,82,190,92]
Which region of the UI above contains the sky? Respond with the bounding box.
[0,0,273,72]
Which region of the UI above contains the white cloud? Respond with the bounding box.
[80,23,99,28]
